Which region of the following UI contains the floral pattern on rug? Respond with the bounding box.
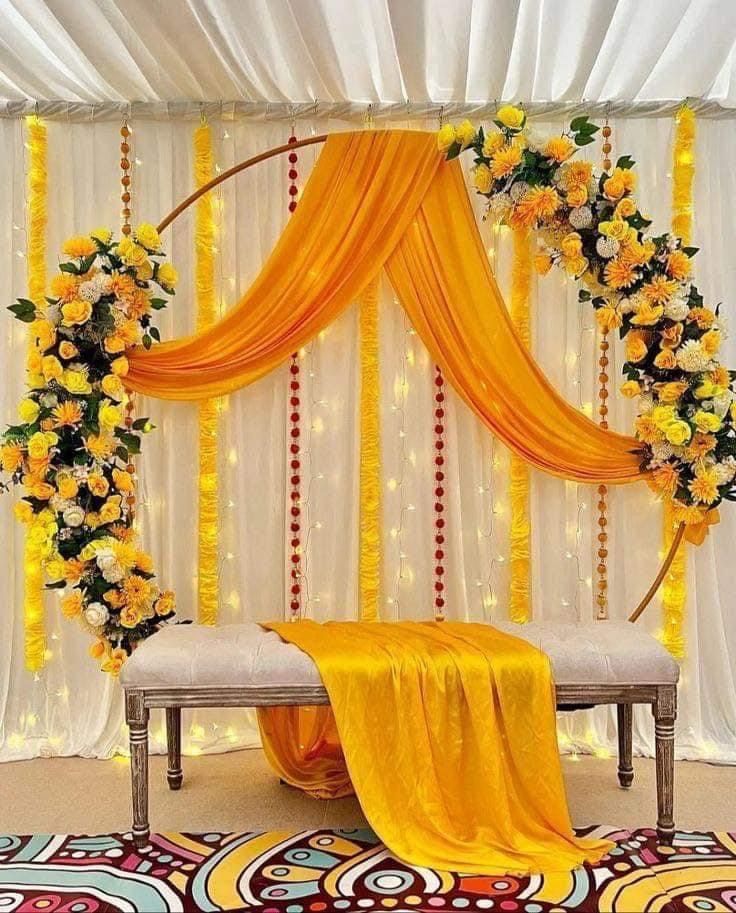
[0,828,735,912]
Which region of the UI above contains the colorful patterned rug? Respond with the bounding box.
[0,828,735,912]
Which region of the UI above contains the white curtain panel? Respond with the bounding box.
[2,0,736,108]
[0,113,735,766]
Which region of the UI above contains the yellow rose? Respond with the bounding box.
[455,119,476,149]
[564,255,588,277]
[652,405,677,430]
[57,475,79,500]
[614,198,637,219]
[595,306,623,333]
[566,185,587,208]
[620,380,641,398]
[701,329,721,356]
[482,131,505,157]
[560,232,582,258]
[625,331,649,363]
[58,341,79,360]
[156,262,178,289]
[117,236,149,268]
[436,124,456,153]
[14,500,34,523]
[90,227,112,244]
[41,355,63,381]
[61,299,93,327]
[534,253,553,275]
[112,468,135,492]
[45,556,66,582]
[665,420,692,446]
[155,590,176,616]
[27,431,51,460]
[694,378,723,400]
[89,639,107,660]
[99,495,122,524]
[18,399,40,423]
[110,356,129,377]
[61,369,92,395]
[88,473,110,497]
[599,219,629,241]
[101,374,124,399]
[62,235,97,259]
[630,302,664,326]
[104,334,127,354]
[27,349,42,373]
[603,174,625,201]
[496,104,525,131]
[61,590,83,619]
[98,402,122,431]
[659,381,689,403]
[694,411,722,433]
[473,163,493,194]
[654,348,678,369]
[134,222,161,251]
[31,319,56,352]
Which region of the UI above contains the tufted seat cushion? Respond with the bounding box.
[120,620,678,690]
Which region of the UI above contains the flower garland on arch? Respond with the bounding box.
[0,226,178,674]
[438,106,735,542]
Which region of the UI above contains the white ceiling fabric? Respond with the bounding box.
[2,0,736,115]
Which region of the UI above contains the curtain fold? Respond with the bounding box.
[127,130,644,486]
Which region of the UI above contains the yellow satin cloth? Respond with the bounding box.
[127,130,643,484]
[258,621,612,874]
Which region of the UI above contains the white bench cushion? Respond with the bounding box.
[120,620,678,690]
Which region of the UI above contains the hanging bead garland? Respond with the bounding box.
[120,117,132,237]
[596,117,613,619]
[434,365,446,621]
[287,130,302,619]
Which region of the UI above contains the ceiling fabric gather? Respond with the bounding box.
[2,0,736,118]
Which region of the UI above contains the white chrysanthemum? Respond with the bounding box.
[715,313,729,339]
[486,192,512,222]
[664,298,690,321]
[676,339,711,373]
[96,549,125,584]
[651,441,675,463]
[596,237,619,259]
[39,392,58,408]
[78,281,101,303]
[93,273,111,293]
[714,462,736,486]
[618,297,636,315]
[569,206,592,229]
[84,602,109,628]
[510,180,530,202]
[50,495,73,514]
[45,303,61,325]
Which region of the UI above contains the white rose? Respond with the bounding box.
[664,298,690,321]
[63,505,85,528]
[84,602,109,628]
[50,495,72,514]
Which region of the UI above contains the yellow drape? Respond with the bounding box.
[662,105,695,660]
[24,115,48,672]
[508,228,533,622]
[358,276,382,620]
[259,621,612,873]
[193,121,219,625]
[127,130,643,486]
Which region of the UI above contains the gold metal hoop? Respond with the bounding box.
[155,133,685,623]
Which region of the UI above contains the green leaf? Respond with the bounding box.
[574,134,596,146]
[578,290,591,301]
[115,445,129,463]
[8,302,37,323]
[445,141,463,161]
[117,432,141,455]
[569,116,591,132]
[150,298,168,310]
[682,246,699,257]
[142,334,152,350]
[58,261,78,274]
[149,326,161,342]
[132,418,150,431]
[44,580,67,590]
[616,155,635,170]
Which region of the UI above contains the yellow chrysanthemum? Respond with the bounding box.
[62,235,97,259]
[689,468,719,504]
[604,258,638,289]
[543,136,575,162]
[49,273,79,302]
[52,401,83,428]
[510,186,561,228]
[642,275,679,305]
[489,144,522,179]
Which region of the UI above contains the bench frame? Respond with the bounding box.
[124,681,676,850]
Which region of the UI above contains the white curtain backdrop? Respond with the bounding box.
[0,112,735,766]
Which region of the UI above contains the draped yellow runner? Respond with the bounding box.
[126,130,644,486]
[259,621,612,873]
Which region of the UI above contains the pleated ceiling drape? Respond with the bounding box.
[127,130,643,485]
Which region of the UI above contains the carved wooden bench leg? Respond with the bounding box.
[653,684,677,845]
[617,703,634,788]
[166,707,183,790]
[125,690,150,849]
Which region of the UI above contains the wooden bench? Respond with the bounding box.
[120,621,678,849]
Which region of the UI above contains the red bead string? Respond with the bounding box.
[287,132,302,619]
[434,365,446,621]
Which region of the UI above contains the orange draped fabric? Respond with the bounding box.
[258,621,612,874]
[127,129,644,484]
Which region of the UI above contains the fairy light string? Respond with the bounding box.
[287,125,303,619]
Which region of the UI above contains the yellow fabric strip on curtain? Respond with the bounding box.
[358,276,382,620]
[127,130,643,486]
[259,620,612,874]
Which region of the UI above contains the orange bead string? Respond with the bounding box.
[287,128,302,619]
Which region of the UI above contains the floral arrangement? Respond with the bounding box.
[0,226,178,674]
[438,106,736,539]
